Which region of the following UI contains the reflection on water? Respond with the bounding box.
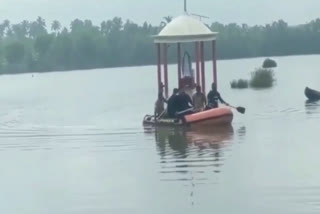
[237,126,247,138]
[305,100,320,116]
[145,125,240,207]
[145,125,246,185]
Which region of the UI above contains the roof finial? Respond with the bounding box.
[184,0,187,13]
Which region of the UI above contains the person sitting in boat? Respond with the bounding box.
[167,88,179,119]
[207,83,228,109]
[175,87,194,119]
[192,85,207,112]
[159,82,165,92]
[154,92,167,119]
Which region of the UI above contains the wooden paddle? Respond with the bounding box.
[228,105,246,114]
[156,110,167,120]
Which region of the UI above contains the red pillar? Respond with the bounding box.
[177,43,181,88]
[212,40,217,90]
[163,43,169,98]
[156,43,162,92]
[195,42,200,86]
[200,41,206,93]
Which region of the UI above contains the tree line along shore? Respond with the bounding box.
[0,17,320,74]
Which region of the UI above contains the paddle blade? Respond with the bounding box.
[236,107,246,114]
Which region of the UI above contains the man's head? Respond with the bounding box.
[173,88,179,95]
[196,85,201,93]
[211,83,217,91]
[159,82,165,93]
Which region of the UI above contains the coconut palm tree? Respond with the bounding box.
[51,20,61,34]
[29,17,47,38]
[100,20,113,36]
[111,17,123,32]
[21,20,30,36]
[70,19,84,32]
[11,21,29,38]
[36,16,46,28]
[0,20,11,37]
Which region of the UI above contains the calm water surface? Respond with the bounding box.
[0,55,320,214]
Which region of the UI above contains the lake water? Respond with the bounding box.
[0,55,320,214]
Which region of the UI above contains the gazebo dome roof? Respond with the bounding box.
[154,14,218,44]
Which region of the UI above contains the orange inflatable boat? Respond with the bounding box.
[185,107,233,126]
[143,107,233,126]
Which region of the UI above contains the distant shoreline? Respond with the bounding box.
[1,17,320,75]
[1,53,318,76]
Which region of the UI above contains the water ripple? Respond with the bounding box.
[260,186,320,213]
[0,127,144,152]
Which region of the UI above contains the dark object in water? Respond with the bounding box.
[305,87,320,101]
[262,58,277,68]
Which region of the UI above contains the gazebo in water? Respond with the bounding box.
[143,3,243,126]
[153,10,219,98]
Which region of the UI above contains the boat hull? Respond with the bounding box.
[143,107,233,127]
[188,114,233,127]
[305,87,320,101]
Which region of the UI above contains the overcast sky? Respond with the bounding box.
[0,0,319,27]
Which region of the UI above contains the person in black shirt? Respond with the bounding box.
[207,83,228,109]
[176,90,193,112]
[167,88,179,118]
[175,88,193,120]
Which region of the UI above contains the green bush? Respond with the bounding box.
[230,79,249,89]
[250,68,275,88]
[262,58,277,68]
